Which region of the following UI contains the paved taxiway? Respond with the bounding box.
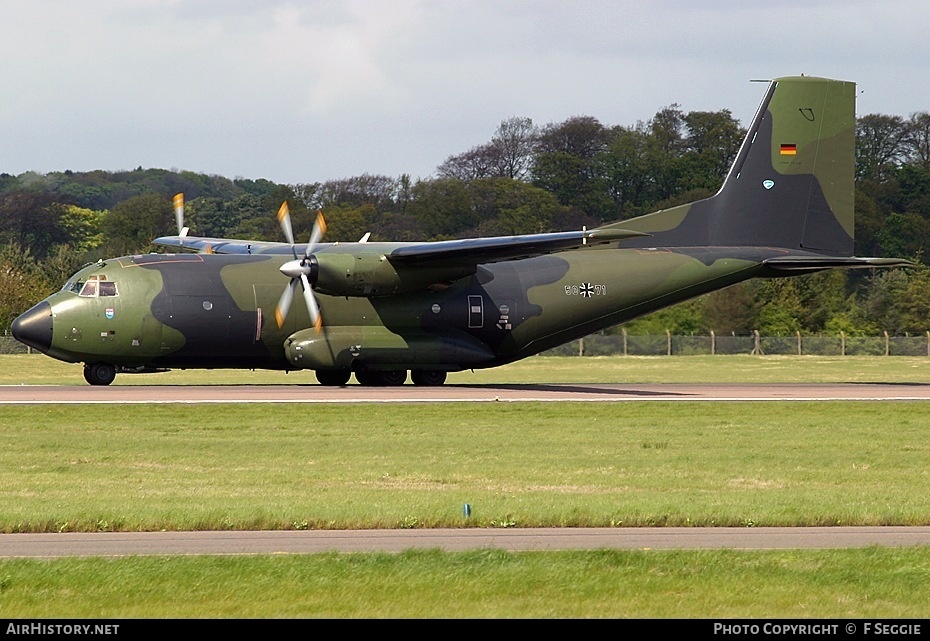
[3,382,930,403]
[3,527,930,558]
[4,382,927,557]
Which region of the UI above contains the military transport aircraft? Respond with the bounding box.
[11,75,912,386]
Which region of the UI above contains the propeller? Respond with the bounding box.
[173,193,189,241]
[274,202,327,333]
[173,193,212,253]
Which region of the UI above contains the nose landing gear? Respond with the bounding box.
[83,362,117,386]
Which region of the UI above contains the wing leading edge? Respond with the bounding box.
[152,227,647,265]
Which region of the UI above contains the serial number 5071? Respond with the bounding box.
[564,283,606,297]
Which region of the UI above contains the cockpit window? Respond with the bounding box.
[79,281,98,297]
[69,275,118,297]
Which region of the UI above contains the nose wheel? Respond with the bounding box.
[83,362,117,386]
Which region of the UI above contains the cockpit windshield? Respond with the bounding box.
[64,274,118,298]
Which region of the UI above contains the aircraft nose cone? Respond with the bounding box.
[11,301,52,353]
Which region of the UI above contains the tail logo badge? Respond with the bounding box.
[763,180,775,190]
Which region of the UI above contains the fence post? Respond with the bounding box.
[578,337,585,357]
[751,330,763,355]
[841,331,846,356]
[666,329,671,356]
[622,328,628,356]
[710,330,716,356]
[884,331,890,356]
[796,331,801,356]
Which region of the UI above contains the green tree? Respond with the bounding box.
[861,264,930,333]
[679,109,744,191]
[468,178,565,236]
[408,178,475,238]
[532,116,615,221]
[596,126,654,218]
[856,114,909,181]
[321,203,376,242]
[875,212,930,259]
[622,299,705,335]
[700,284,760,335]
[0,244,52,327]
[904,112,930,172]
[753,279,805,335]
[100,194,172,255]
[60,205,105,254]
[0,191,72,258]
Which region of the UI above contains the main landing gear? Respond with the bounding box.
[314,368,447,387]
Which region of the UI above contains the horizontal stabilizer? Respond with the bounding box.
[763,256,914,271]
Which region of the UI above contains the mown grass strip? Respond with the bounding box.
[1,402,928,532]
[1,548,929,618]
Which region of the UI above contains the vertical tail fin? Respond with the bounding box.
[610,75,856,256]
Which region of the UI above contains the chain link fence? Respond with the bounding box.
[544,330,930,357]
[4,330,930,357]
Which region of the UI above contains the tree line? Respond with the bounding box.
[2,104,930,335]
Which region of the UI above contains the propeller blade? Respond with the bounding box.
[173,193,185,234]
[307,210,327,254]
[277,201,295,246]
[274,279,298,329]
[300,273,322,333]
[173,194,188,251]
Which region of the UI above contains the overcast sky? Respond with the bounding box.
[2,0,929,186]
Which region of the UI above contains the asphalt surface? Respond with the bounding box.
[3,382,930,403]
[3,381,928,557]
[3,527,930,558]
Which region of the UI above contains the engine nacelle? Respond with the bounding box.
[312,253,473,297]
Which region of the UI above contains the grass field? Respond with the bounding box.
[1,402,929,531]
[2,353,929,618]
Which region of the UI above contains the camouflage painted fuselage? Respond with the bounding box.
[36,243,774,373]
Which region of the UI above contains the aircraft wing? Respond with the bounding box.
[385,228,645,267]
[152,236,292,254]
[152,227,646,263]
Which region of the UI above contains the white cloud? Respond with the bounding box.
[1,0,929,184]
